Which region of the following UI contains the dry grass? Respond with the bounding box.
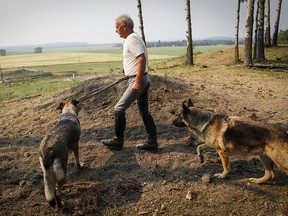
[153,45,288,79]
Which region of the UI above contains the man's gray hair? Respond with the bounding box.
[116,14,134,29]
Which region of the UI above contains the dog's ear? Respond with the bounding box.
[182,102,189,113]
[187,99,194,107]
[72,99,80,107]
[57,102,65,111]
[71,99,82,113]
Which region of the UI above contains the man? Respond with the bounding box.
[101,14,158,151]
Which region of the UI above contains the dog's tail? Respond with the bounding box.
[40,148,57,207]
[39,148,57,207]
[43,167,57,207]
[39,156,56,207]
[40,146,67,208]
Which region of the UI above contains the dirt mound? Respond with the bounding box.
[0,74,287,215]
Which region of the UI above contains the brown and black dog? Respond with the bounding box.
[173,99,288,184]
[39,100,81,208]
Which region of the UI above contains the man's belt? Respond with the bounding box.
[127,72,148,79]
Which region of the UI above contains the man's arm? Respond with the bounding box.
[132,53,146,92]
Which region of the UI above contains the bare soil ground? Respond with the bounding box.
[1,48,288,215]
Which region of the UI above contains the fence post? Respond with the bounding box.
[0,64,3,82]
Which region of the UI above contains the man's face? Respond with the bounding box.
[115,20,126,39]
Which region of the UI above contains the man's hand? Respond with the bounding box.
[132,81,141,92]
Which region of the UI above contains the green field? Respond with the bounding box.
[0,45,233,69]
[0,45,234,101]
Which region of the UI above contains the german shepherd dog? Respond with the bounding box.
[173,99,288,184]
[39,100,81,208]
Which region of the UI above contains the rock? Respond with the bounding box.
[249,113,259,120]
[19,180,26,187]
[39,116,46,122]
[186,190,193,200]
[101,100,111,106]
[169,109,176,115]
[24,152,30,157]
[201,173,212,183]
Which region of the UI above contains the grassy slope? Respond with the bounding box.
[154,45,288,79]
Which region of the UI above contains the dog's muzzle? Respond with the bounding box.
[172,117,187,127]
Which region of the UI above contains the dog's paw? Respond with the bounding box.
[248,177,271,184]
[248,178,261,184]
[214,172,227,179]
[76,162,86,171]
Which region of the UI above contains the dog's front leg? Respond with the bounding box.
[196,143,211,163]
[214,149,230,179]
[215,119,228,151]
[216,136,226,152]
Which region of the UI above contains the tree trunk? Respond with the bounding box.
[137,0,146,45]
[235,0,241,63]
[272,0,282,46]
[256,0,265,62]
[244,0,255,66]
[264,0,271,46]
[253,0,259,60]
[185,0,193,66]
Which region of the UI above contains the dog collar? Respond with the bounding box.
[59,113,79,125]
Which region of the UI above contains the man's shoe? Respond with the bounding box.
[101,138,123,150]
[136,142,158,151]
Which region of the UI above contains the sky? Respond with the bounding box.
[0,0,287,47]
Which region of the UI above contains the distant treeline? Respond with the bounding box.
[113,39,245,48]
